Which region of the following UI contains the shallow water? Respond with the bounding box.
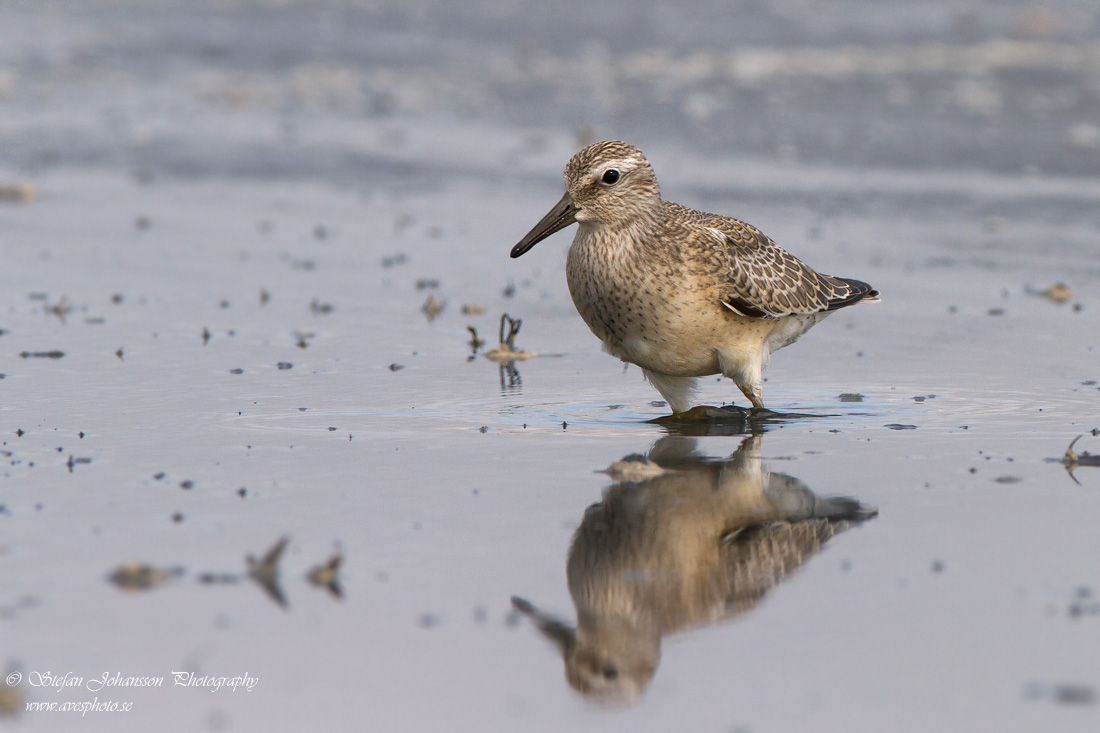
[2,1,1100,731]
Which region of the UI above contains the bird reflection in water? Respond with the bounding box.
[512,434,876,702]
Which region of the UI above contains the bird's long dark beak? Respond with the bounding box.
[510,192,578,258]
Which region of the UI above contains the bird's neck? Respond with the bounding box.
[578,210,662,257]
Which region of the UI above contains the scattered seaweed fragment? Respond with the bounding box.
[306,553,343,599]
[602,454,668,482]
[1038,283,1073,304]
[108,563,184,591]
[46,296,73,323]
[0,664,23,717]
[310,298,334,315]
[0,182,36,202]
[1063,434,1100,484]
[247,536,290,609]
[421,294,445,322]
[484,313,536,363]
[467,326,485,354]
[65,456,92,473]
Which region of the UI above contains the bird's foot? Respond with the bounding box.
[652,404,751,423]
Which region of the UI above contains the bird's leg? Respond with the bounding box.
[642,370,697,414]
[717,351,764,411]
[737,382,765,411]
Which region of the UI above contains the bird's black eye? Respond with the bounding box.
[602,665,619,680]
[601,169,620,185]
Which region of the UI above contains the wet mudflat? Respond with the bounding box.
[2,1,1100,731]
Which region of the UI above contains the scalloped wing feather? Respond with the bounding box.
[704,215,877,319]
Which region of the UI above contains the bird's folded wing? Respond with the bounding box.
[704,217,870,319]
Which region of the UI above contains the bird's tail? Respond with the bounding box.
[827,277,880,309]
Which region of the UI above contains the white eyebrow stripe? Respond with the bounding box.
[594,157,645,176]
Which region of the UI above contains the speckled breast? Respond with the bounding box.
[565,234,727,376]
